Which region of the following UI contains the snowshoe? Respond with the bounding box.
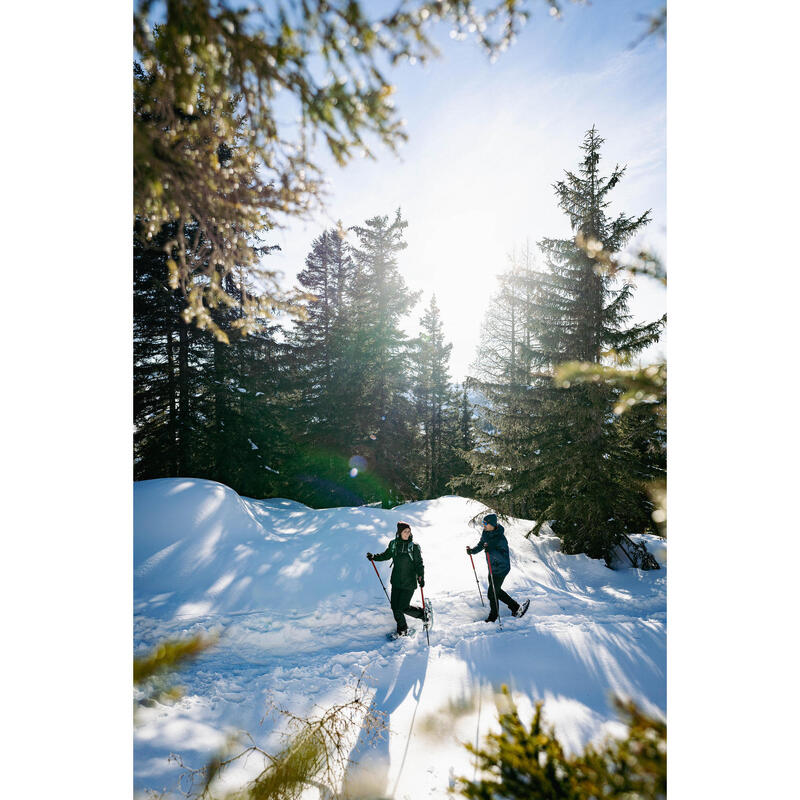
[513,599,530,618]
[423,599,434,632]
[387,628,417,641]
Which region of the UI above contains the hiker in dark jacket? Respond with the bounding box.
[367,521,425,636]
[467,513,522,622]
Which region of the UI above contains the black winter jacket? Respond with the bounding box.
[372,534,424,589]
[468,524,511,574]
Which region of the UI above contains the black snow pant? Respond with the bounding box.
[487,570,519,619]
[390,584,424,633]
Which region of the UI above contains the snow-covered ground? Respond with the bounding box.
[134,478,666,799]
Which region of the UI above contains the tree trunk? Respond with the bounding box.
[166,323,179,475]
[178,318,190,474]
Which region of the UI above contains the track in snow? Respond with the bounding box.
[134,479,666,799]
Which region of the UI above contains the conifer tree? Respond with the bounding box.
[204,271,296,499]
[457,246,540,517]
[460,131,663,560]
[443,383,477,496]
[134,222,295,497]
[436,382,475,497]
[412,295,456,498]
[134,219,213,480]
[284,226,381,506]
[347,210,421,504]
[523,127,664,560]
[291,227,357,451]
[458,687,666,800]
[460,385,475,453]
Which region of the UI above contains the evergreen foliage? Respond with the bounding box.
[458,687,666,800]
[134,637,385,800]
[135,208,470,508]
[133,2,667,514]
[291,226,357,451]
[135,131,664,533]
[412,295,466,498]
[556,358,667,536]
[455,245,540,518]
[344,210,422,504]
[134,633,218,713]
[134,220,296,498]
[134,219,214,480]
[283,226,367,505]
[462,130,664,562]
[133,0,543,339]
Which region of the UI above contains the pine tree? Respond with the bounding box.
[134,220,295,498]
[522,127,664,560]
[207,277,296,499]
[134,219,213,481]
[439,382,475,497]
[412,295,456,498]
[457,245,540,517]
[458,687,666,800]
[285,225,381,506]
[291,226,357,451]
[346,210,421,505]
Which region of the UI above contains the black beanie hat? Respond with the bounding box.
[483,513,498,527]
[396,521,411,536]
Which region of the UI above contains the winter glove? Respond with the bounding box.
[418,577,425,587]
[366,552,374,560]
[465,545,471,554]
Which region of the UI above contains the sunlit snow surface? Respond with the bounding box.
[134,478,665,799]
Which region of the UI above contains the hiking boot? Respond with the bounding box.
[484,614,498,623]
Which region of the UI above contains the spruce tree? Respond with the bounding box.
[291,227,357,451]
[523,127,664,561]
[444,383,477,496]
[134,221,294,498]
[412,295,456,498]
[458,688,666,800]
[205,268,296,499]
[286,226,378,506]
[347,209,421,505]
[134,219,212,481]
[439,382,475,497]
[457,246,540,517]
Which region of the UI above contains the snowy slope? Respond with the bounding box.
[134,478,666,799]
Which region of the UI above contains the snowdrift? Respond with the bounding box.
[134,478,666,799]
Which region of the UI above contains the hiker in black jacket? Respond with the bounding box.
[367,521,425,636]
[467,513,522,622]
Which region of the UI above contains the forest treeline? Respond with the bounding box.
[134,207,473,508]
[135,129,665,563]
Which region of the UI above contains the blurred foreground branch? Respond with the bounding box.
[459,685,666,799]
[134,633,219,713]
[171,672,385,800]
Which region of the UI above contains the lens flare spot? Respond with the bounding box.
[348,455,367,471]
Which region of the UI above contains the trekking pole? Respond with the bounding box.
[369,558,391,605]
[468,551,485,606]
[485,549,503,630]
[418,582,430,647]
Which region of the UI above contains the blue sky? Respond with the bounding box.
[270,0,666,380]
